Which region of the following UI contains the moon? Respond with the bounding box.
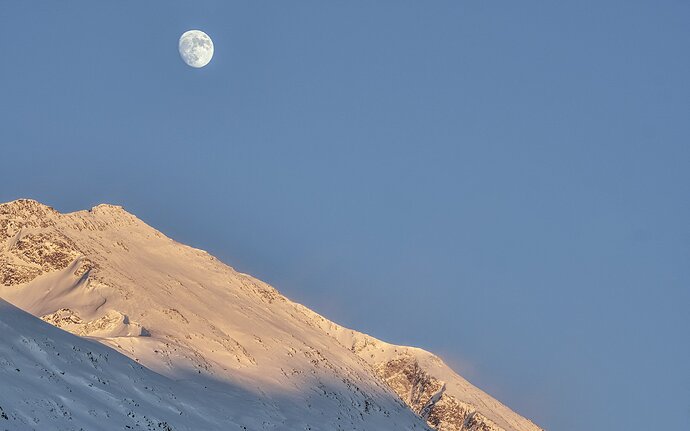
[179,30,214,68]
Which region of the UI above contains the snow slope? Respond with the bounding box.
[0,199,542,431]
[0,298,285,431]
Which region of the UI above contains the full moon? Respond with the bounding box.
[178,30,214,68]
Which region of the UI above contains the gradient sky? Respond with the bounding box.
[1,2,689,430]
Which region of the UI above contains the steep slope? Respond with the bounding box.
[307,316,541,431]
[0,199,542,431]
[0,298,289,430]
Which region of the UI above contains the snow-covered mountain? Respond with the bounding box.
[0,199,543,431]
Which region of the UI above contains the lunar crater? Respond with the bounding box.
[179,30,214,68]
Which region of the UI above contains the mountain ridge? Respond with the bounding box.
[0,198,543,431]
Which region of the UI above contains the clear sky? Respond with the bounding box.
[1,1,688,429]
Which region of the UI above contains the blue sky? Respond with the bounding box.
[1,1,689,429]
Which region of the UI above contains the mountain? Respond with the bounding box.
[0,297,339,431]
[0,199,543,431]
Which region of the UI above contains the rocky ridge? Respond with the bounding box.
[0,199,543,431]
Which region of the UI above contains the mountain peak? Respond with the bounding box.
[0,201,543,431]
[0,198,58,217]
[85,203,141,223]
[0,199,134,218]
[89,203,128,214]
[0,199,152,235]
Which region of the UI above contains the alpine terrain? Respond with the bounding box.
[0,199,543,431]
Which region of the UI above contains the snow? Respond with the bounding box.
[0,298,256,430]
[0,199,542,431]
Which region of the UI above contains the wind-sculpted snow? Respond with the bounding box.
[0,299,256,430]
[41,308,148,338]
[0,199,542,431]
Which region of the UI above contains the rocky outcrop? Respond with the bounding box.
[298,307,544,431]
[0,200,82,286]
[375,354,506,431]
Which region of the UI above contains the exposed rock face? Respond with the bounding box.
[302,310,544,431]
[0,199,543,431]
[375,355,446,418]
[0,200,83,286]
[375,354,506,431]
